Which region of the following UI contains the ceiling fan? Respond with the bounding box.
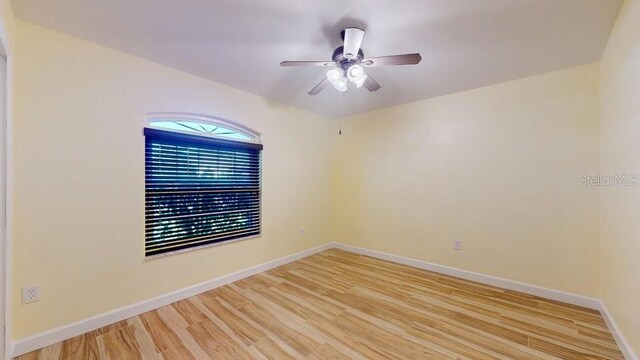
[280,27,422,95]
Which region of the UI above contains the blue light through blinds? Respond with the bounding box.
[144,128,262,256]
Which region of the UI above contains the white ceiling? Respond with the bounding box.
[13,0,621,118]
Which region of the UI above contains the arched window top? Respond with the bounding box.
[146,112,261,143]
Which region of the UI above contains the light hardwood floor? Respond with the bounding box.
[16,249,623,359]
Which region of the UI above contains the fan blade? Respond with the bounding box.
[361,53,422,67]
[308,78,330,95]
[280,61,334,67]
[364,75,381,92]
[343,28,365,60]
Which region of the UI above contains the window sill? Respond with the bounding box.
[144,234,262,260]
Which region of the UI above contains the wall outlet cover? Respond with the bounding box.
[22,285,40,304]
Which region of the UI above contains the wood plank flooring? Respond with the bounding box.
[16,249,623,359]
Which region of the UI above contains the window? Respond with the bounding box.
[144,114,262,257]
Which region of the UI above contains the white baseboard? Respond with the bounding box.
[332,242,601,309]
[331,242,637,360]
[11,243,332,358]
[597,300,638,360]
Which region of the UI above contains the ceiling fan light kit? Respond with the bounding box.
[280,27,422,95]
[326,64,365,92]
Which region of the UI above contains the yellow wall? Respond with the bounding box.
[600,0,640,354]
[12,21,336,338]
[332,63,601,297]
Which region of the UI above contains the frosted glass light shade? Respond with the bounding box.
[326,68,344,82]
[347,65,367,88]
[333,77,348,92]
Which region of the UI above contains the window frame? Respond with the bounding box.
[146,112,261,144]
[144,113,263,259]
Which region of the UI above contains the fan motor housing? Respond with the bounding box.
[332,46,365,70]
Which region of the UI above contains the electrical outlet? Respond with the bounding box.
[22,285,41,304]
[453,239,462,251]
[299,228,305,237]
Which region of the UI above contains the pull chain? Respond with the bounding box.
[338,91,343,135]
